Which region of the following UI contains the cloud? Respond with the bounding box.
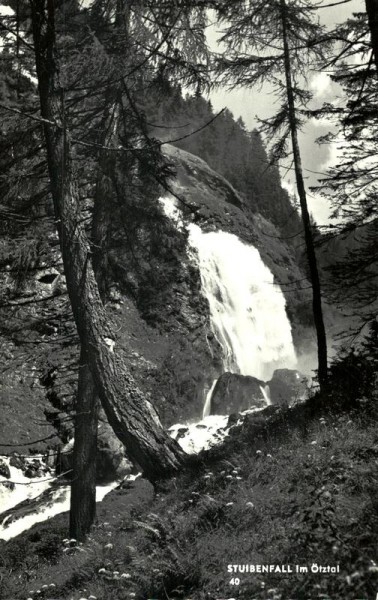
[310,72,332,99]
[281,179,295,197]
[319,131,346,174]
[282,176,334,225]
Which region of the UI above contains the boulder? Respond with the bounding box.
[9,454,25,471]
[0,458,10,479]
[175,427,189,441]
[57,420,132,483]
[209,372,267,415]
[2,480,15,492]
[227,413,240,427]
[267,368,307,405]
[96,421,132,483]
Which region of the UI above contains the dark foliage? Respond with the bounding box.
[143,84,303,241]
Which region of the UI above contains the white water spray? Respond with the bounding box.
[187,224,297,381]
[0,458,52,515]
[0,197,299,538]
[0,479,119,541]
[0,455,135,542]
[202,380,216,419]
[259,384,271,405]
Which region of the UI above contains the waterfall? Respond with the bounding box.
[203,380,216,419]
[187,224,297,381]
[259,384,271,405]
[0,199,298,539]
[160,196,297,405]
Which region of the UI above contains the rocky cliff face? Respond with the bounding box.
[164,145,314,349]
[0,145,314,461]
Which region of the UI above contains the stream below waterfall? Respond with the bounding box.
[0,418,233,541]
[0,456,120,541]
[0,409,254,541]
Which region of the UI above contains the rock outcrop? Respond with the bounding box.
[209,373,267,415]
[207,369,308,416]
[269,368,308,405]
[0,458,10,479]
[57,419,133,483]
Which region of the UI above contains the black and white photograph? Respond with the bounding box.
[0,0,377,598]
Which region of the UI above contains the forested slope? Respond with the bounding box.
[144,87,303,241]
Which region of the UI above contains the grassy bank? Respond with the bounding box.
[1,389,378,600]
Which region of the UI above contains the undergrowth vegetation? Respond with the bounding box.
[1,357,378,600]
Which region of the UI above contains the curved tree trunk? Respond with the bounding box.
[280,0,328,391]
[30,0,186,482]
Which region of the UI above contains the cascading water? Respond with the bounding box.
[187,224,297,381]
[0,455,128,541]
[259,384,271,406]
[160,196,297,419]
[202,380,217,418]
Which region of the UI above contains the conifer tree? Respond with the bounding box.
[28,0,188,479]
[365,0,378,70]
[11,0,211,538]
[215,0,330,390]
[313,3,378,326]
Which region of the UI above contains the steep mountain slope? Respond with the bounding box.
[164,145,315,348]
[145,89,303,242]
[0,145,314,458]
[318,220,378,312]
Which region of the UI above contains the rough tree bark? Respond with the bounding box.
[70,93,122,540]
[30,0,186,483]
[69,348,98,540]
[365,0,378,72]
[70,1,132,540]
[280,0,328,391]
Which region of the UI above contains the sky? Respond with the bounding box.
[207,0,365,225]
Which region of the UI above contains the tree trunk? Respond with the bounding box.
[70,91,122,541]
[70,348,98,541]
[365,0,378,72]
[280,0,328,391]
[30,0,185,481]
[91,92,122,298]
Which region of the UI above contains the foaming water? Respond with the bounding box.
[0,473,121,541]
[187,224,297,381]
[169,405,265,455]
[0,458,52,515]
[0,196,299,540]
[169,415,229,454]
